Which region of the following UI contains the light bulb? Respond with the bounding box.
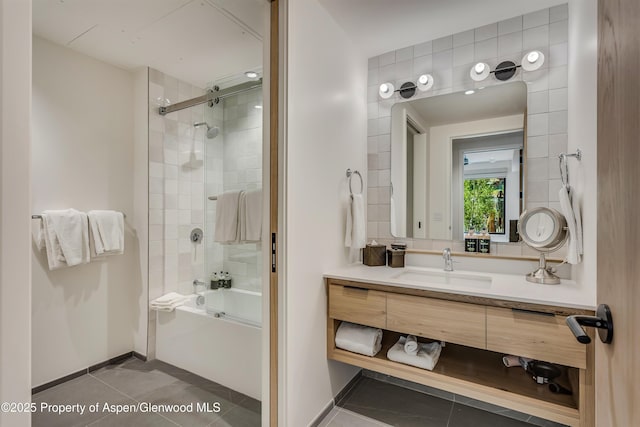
[521,51,545,71]
[379,82,395,98]
[245,71,258,79]
[416,74,434,91]
[474,63,486,74]
[470,62,490,81]
[464,90,476,95]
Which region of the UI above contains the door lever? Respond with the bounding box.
[566,304,613,344]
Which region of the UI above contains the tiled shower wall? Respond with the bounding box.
[147,68,223,356]
[366,5,569,257]
[206,87,263,293]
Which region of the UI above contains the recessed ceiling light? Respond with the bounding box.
[464,90,476,95]
[245,71,258,79]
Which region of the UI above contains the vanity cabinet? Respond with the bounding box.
[326,278,595,427]
[386,293,486,349]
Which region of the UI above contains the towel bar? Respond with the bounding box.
[32,212,126,219]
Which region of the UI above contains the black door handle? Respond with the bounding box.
[566,304,613,344]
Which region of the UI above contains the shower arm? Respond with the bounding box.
[159,79,262,116]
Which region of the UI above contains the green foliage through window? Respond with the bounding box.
[464,178,505,234]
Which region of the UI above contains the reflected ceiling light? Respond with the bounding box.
[464,89,476,95]
[254,104,263,109]
[416,74,434,91]
[379,82,395,99]
[521,50,545,71]
[244,71,258,79]
[470,62,490,81]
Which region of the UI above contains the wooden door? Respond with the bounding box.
[268,1,280,426]
[596,0,640,425]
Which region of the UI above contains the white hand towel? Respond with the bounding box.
[88,210,124,256]
[559,186,581,264]
[214,190,243,243]
[404,334,419,355]
[345,194,366,249]
[32,217,46,251]
[390,196,397,237]
[150,292,188,312]
[570,187,583,257]
[387,336,442,371]
[41,209,90,270]
[152,292,187,305]
[335,321,383,357]
[240,189,262,242]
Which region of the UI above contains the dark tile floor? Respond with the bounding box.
[321,377,564,427]
[32,357,261,427]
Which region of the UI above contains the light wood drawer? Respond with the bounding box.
[386,293,486,349]
[486,307,586,369]
[328,284,386,329]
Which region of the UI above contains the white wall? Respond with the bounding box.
[0,0,32,424]
[31,37,141,387]
[567,0,597,297]
[285,0,367,424]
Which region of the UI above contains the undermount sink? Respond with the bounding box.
[392,269,493,289]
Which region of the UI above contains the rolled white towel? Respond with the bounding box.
[335,322,383,357]
[404,334,418,355]
[387,336,442,371]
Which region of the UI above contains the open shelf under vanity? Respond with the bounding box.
[325,278,595,427]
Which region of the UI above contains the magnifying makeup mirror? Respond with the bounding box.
[518,207,568,284]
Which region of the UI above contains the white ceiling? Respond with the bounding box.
[319,0,567,58]
[408,81,527,127]
[33,0,264,88]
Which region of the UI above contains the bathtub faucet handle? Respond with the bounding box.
[193,279,206,293]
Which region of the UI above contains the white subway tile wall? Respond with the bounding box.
[215,87,263,293]
[366,5,569,257]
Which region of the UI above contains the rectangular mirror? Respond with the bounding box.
[390,81,527,241]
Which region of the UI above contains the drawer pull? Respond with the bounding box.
[343,286,368,292]
[511,308,555,317]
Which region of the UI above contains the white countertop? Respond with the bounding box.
[323,265,596,311]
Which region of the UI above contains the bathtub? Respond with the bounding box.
[155,289,262,400]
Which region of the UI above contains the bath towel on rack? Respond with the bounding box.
[239,189,262,242]
[214,190,243,243]
[39,209,90,270]
[88,210,125,257]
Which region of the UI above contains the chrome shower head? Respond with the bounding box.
[193,122,219,139]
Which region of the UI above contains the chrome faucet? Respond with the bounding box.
[443,248,454,272]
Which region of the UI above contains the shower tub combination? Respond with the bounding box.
[155,288,262,400]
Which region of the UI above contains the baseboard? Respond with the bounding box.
[307,369,363,427]
[133,351,147,362]
[32,351,143,395]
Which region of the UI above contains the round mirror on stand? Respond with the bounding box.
[518,207,567,285]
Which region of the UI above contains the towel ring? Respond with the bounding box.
[346,169,363,196]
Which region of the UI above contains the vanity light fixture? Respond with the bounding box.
[470,62,490,81]
[521,50,545,71]
[379,82,395,99]
[469,51,545,84]
[416,74,434,91]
